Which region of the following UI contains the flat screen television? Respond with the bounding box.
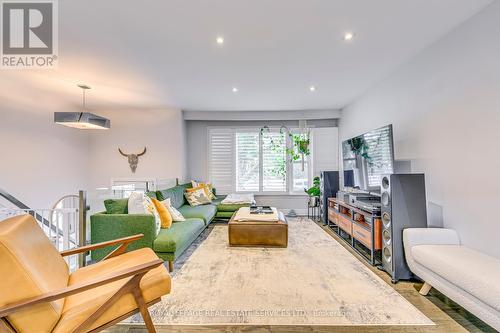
[342,124,395,194]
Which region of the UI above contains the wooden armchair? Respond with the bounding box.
[0,215,171,333]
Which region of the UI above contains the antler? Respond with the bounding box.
[118,148,128,157]
[137,147,147,156]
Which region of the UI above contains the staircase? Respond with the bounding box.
[0,188,87,271]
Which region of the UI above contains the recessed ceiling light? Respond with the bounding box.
[343,32,355,41]
[232,87,238,93]
[309,86,316,92]
[216,36,224,45]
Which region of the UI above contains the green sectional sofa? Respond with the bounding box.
[90,183,249,271]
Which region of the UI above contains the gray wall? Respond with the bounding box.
[340,1,500,258]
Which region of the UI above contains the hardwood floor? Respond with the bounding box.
[103,220,496,333]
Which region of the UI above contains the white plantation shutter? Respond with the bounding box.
[364,126,393,187]
[235,131,260,191]
[262,131,286,192]
[312,127,338,176]
[208,128,234,194]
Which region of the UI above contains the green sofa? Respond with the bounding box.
[90,183,249,271]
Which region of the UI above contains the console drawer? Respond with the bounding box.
[336,214,352,235]
[328,208,337,224]
[352,223,371,248]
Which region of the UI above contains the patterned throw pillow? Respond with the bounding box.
[185,186,212,206]
[128,192,161,235]
[190,181,217,200]
[161,198,186,222]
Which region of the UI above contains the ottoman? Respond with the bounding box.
[228,209,288,247]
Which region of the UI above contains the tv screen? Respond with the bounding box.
[342,124,394,193]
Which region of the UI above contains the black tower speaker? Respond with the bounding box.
[320,171,339,225]
[381,173,427,283]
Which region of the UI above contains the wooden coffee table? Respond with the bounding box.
[228,208,288,247]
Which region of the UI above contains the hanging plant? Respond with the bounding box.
[261,125,311,171]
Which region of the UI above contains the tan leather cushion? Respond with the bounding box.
[0,215,69,333]
[53,248,171,332]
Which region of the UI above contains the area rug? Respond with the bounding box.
[125,218,433,326]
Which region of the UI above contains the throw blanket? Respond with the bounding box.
[221,193,256,205]
[233,207,279,222]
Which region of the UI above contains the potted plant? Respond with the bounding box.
[305,176,320,206]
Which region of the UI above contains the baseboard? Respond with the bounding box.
[280,208,308,216]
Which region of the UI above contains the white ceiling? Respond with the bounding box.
[3,0,493,111]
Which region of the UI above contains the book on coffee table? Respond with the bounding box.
[249,205,273,214]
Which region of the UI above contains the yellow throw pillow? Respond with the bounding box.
[152,198,173,229]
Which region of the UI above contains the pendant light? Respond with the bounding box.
[54,84,110,130]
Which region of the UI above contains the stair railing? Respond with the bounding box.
[0,189,88,271]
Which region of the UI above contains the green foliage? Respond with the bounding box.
[305,176,320,196]
[260,125,311,165]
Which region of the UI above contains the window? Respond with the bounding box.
[208,127,309,194]
[236,131,260,192]
[262,131,286,192]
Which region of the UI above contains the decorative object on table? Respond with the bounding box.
[54,84,111,130]
[118,147,147,173]
[260,120,311,171]
[249,205,274,214]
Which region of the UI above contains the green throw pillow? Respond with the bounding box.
[104,198,129,214]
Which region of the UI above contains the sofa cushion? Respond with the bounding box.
[178,204,216,224]
[157,183,192,209]
[412,244,500,312]
[145,191,158,199]
[216,203,250,212]
[54,248,170,333]
[153,218,205,253]
[211,195,226,205]
[104,198,128,214]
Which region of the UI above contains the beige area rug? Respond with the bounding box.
[125,218,433,326]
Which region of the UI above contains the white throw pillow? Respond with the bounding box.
[128,192,161,235]
[128,192,146,214]
[161,198,186,222]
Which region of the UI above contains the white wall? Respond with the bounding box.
[0,97,89,209]
[340,1,500,258]
[87,108,186,212]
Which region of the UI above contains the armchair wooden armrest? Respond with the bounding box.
[60,234,144,260]
[0,258,162,318]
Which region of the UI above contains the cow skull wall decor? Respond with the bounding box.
[118,147,147,173]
